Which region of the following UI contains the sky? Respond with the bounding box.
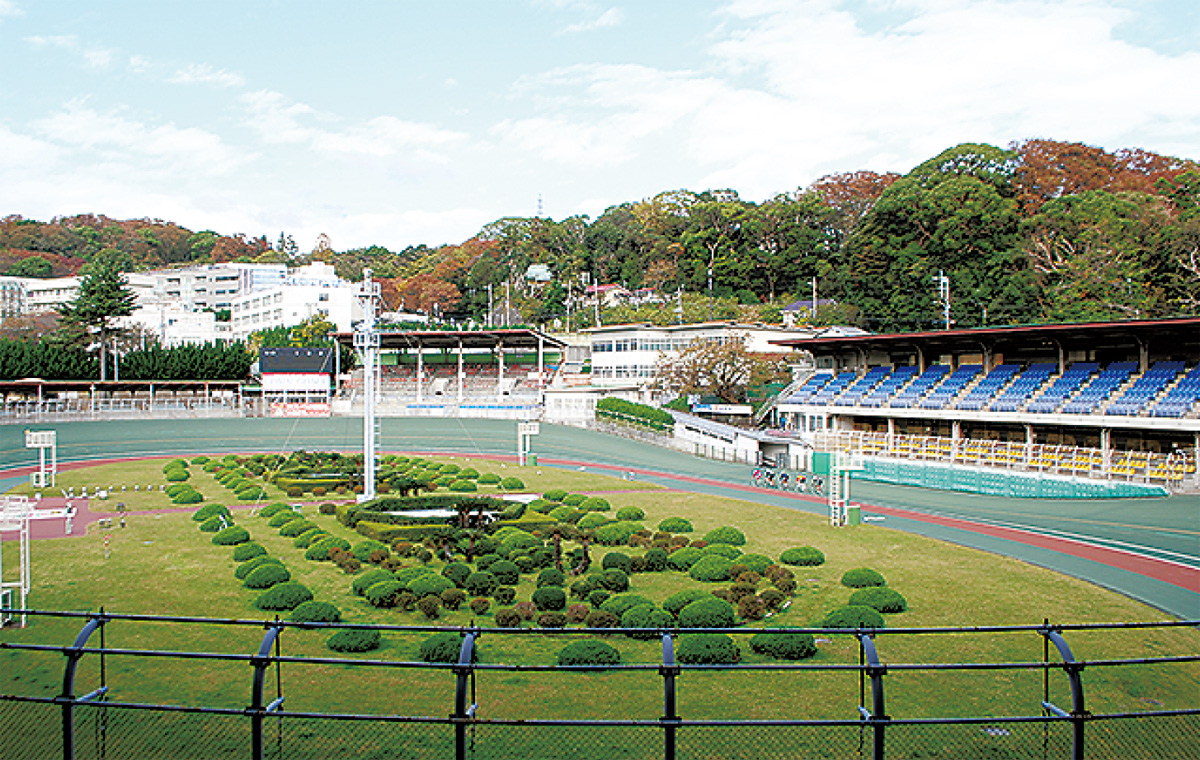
[1,0,1197,253]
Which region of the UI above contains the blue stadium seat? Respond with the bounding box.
[920,365,982,409]
[989,363,1056,412]
[889,365,950,408]
[1060,361,1137,414]
[1025,363,1098,414]
[1105,361,1186,416]
[808,370,858,405]
[956,364,1020,410]
[862,365,921,407]
[785,373,834,403]
[1149,365,1200,418]
[835,366,893,406]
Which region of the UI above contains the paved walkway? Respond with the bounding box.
[1,417,1197,618]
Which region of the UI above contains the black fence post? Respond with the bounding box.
[58,612,107,760]
[660,633,680,760]
[856,632,888,760]
[1039,626,1087,760]
[454,630,479,760]
[249,622,284,760]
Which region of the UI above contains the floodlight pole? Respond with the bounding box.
[354,269,382,502]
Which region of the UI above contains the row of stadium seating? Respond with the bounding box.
[785,360,1200,418]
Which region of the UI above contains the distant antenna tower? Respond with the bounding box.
[537,194,544,218]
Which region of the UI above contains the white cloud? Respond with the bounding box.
[0,1,23,19]
[167,63,246,88]
[561,7,625,33]
[25,34,117,69]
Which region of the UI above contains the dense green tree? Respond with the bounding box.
[57,260,138,380]
[6,256,53,278]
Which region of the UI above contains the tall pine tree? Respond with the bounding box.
[58,261,137,381]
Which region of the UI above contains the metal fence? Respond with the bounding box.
[2,610,1197,760]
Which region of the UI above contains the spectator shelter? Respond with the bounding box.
[259,346,335,416]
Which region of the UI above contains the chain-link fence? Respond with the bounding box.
[2,610,1198,760]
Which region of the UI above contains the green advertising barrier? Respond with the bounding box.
[834,455,1168,499]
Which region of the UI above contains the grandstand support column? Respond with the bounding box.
[354,269,382,503]
[417,347,424,403]
[538,335,545,388]
[886,418,895,455]
[951,420,962,462]
[1101,429,1112,477]
[497,341,505,401]
[457,340,464,403]
[1025,424,1035,469]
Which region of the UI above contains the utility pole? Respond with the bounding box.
[936,271,951,330]
[354,269,382,502]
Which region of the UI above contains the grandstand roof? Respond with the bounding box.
[333,328,567,352]
[770,317,1200,356]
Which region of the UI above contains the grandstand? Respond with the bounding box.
[770,317,1200,490]
[332,328,566,419]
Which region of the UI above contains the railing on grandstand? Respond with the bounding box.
[1,610,1196,760]
[0,397,251,424]
[813,429,1196,489]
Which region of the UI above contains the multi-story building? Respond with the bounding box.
[0,277,27,318]
[228,263,361,340]
[144,263,287,313]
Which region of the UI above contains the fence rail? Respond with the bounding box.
[2,609,1197,760]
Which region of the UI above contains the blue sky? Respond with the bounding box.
[1,0,1197,252]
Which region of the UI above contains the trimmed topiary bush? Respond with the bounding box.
[542,489,568,502]
[255,582,313,611]
[557,640,621,668]
[601,552,632,573]
[841,568,886,588]
[489,560,520,585]
[658,517,693,533]
[213,525,251,546]
[600,593,654,618]
[600,568,630,592]
[193,504,231,522]
[268,511,302,528]
[494,608,522,628]
[621,604,675,640]
[689,555,734,583]
[199,516,224,533]
[294,529,327,548]
[352,568,395,596]
[441,588,467,611]
[465,571,498,598]
[478,473,501,485]
[562,494,587,507]
[449,479,478,492]
[327,629,381,653]
[408,574,455,599]
[576,512,611,530]
[306,536,352,561]
[676,634,740,664]
[500,477,525,490]
[232,542,267,562]
[750,631,817,660]
[417,594,442,619]
[580,496,610,511]
[780,547,826,566]
[291,601,341,624]
[663,589,715,617]
[536,568,565,587]
[280,520,318,538]
[615,506,645,521]
[420,632,474,663]
[642,548,668,572]
[703,526,747,546]
[538,611,567,628]
[235,556,282,580]
[443,562,473,588]
[532,586,567,612]
[244,563,291,589]
[594,521,644,546]
[702,543,743,560]
[822,605,886,629]
[258,503,288,518]
[848,587,908,613]
[584,609,619,628]
[667,546,705,571]
[171,489,204,505]
[678,597,737,628]
[469,597,491,615]
[364,580,406,608]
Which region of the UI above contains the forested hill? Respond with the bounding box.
[3,139,1197,333]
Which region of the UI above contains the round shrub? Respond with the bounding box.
[760,589,787,612]
[703,526,747,546]
[493,586,517,605]
[548,505,575,522]
[580,497,610,511]
[735,554,773,575]
[557,640,620,668]
[822,605,886,630]
[408,574,455,599]
[327,629,381,653]
[601,552,632,573]
[449,479,478,492]
[562,494,587,507]
[587,589,611,608]
[417,595,442,619]
[621,604,674,640]
[689,555,734,583]
[606,505,642,521]
[667,546,705,571]
[258,503,288,518]
[780,547,826,567]
[702,543,743,560]
[235,486,267,501]
[212,525,251,546]
[600,568,629,592]
[532,586,567,612]
[235,556,282,580]
[348,540,389,563]
[841,568,886,589]
[663,589,715,617]
[306,536,352,561]
[848,587,908,613]
[291,601,341,624]
[172,489,204,505]
[678,598,737,629]
[352,568,395,596]
[269,512,302,528]
[475,553,501,571]
[592,521,642,546]
[478,473,501,485]
[676,634,740,664]
[232,542,267,562]
[465,572,498,598]
[280,519,318,538]
[443,562,473,588]
[499,477,525,490]
[294,529,327,548]
[600,593,654,618]
[576,512,611,530]
[469,597,491,615]
[489,560,520,585]
[642,548,668,572]
[494,608,522,628]
[364,580,406,608]
[193,504,231,522]
[536,568,565,587]
[420,632,473,663]
[164,467,189,482]
[543,489,569,502]
[244,563,291,589]
[439,463,462,475]
[441,588,467,611]
[738,595,766,621]
[584,609,619,628]
[199,516,224,533]
[750,631,817,660]
[255,582,313,611]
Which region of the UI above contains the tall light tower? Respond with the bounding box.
[936,270,951,330]
[354,269,382,501]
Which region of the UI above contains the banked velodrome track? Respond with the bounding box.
[1,417,1197,618]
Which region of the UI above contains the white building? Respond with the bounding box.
[0,277,27,317]
[20,273,157,315]
[121,302,232,347]
[228,263,361,340]
[143,263,287,312]
[584,322,867,387]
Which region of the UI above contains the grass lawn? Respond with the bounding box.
[3,454,1197,731]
